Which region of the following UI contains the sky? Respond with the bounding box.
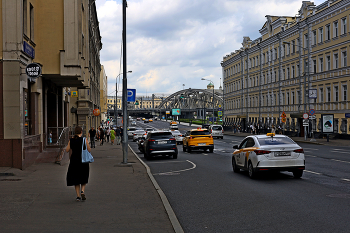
[96,0,325,97]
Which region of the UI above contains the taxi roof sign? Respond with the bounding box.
[266,133,275,137]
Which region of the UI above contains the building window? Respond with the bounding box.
[334,86,339,102]
[319,57,324,72]
[319,27,323,43]
[333,21,338,38]
[326,56,331,71]
[274,48,277,59]
[283,69,285,80]
[297,91,301,104]
[343,85,347,101]
[304,34,308,47]
[313,59,316,74]
[23,0,27,35]
[319,87,324,103]
[292,66,295,78]
[342,51,347,67]
[326,24,330,40]
[334,53,339,69]
[292,91,295,104]
[287,67,290,79]
[313,30,317,45]
[287,93,290,105]
[292,40,295,53]
[342,18,347,35]
[327,87,331,102]
[30,4,34,40]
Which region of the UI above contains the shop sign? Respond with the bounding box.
[93,109,100,116]
[345,113,350,118]
[26,63,42,79]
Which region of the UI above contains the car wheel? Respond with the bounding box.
[232,157,240,173]
[209,148,213,153]
[248,162,256,179]
[183,144,186,152]
[293,170,303,178]
[221,136,224,139]
[173,153,178,159]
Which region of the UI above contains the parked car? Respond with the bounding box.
[232,133,305,179]
[149,119,153,122]
[132,129,147,142]
[143,131,178,160]
[170,130,184,144]
[145,128,155,134]
[183,129,214,153]
[209,125,223,139]
[202,124,210,130]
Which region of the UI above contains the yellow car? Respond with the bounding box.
[170,121,177,125]
[149,119,153,122]
[142,118,146,121]
[182,128,214,153]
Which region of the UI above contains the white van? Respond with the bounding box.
[209,125,223,139]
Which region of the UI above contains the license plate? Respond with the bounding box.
[157,141,167,144]
[275,152,291,156]
[198,143,206,146]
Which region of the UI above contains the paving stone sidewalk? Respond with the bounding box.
[0,143,178,233]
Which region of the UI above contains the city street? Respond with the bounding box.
[129,119,350,233]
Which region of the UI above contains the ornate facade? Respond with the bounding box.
[222,0,350,137]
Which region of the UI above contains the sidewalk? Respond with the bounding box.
[0,142,182,233]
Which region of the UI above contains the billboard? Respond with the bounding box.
[321,114,334,133]
[172,109,181,115]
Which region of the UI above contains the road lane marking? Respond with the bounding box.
[303,148,319,150]
[331,151,350,154]
[331,159,350,164]
[332,149,349,151]
[153,160,196,175]
[342,179,350,182]
[305,155,317,157]
[304,170,322,175]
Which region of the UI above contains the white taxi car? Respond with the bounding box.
[232,133,305,179]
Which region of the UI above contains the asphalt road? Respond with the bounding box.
[129,119,350,233]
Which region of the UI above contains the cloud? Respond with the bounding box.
[97,0,322,96]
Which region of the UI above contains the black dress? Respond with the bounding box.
[66,137,90,186]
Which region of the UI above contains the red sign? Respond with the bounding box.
[93,109,100,116]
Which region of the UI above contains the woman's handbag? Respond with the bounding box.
[81,137,94,163]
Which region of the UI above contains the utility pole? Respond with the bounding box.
[122,0,128,164]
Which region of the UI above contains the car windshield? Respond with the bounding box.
[191,130,210,135]
[150,132,173,139]
[128,128,136,131]
[212,126,222,130]
[258,137,295,145]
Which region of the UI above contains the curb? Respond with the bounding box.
[129,145,184,233]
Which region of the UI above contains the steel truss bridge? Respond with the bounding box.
[127,88,223,118]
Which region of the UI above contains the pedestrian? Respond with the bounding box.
[257,124,260,135]
[48,131,53,144]
[110,128,115,145]
[120,126,124,142]
[271,125,276,134]
[116,127,121,145]
[106,127,110,143]
[99,127,105,145]
[88,127,96,148]
[65,126,91,202]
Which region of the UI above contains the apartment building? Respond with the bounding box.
[0,0,102,169]
[222,0,350,137]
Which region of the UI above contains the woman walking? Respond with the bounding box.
[65,126,91,201]
[110,128,115,145]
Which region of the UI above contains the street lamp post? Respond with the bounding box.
[201,78,215,124]
[283,41,309,141]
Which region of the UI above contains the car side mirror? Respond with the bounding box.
[232,145,239,149]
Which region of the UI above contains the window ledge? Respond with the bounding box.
[318,42,323,46]
[340,34,347,38]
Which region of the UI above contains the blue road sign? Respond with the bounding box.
[309,109,315,116]
[345,113,350,118]
[127,89,136,102]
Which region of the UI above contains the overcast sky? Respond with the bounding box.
[96,0,324,97]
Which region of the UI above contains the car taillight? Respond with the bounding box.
[149,139,155,142]
[189,137,193,139]
[169,138,176,141]
[222,130,224,133]
[254,150,271,155]
[210,136,213,138]
[293,148,304,153]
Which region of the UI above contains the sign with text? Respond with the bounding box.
[26,63,42,79]
[172,109,181,115]
[127,89,136,102]
[321,114,334,133]
[23,41,35,58]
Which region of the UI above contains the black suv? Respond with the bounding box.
[143,131,178,160]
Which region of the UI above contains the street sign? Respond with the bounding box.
[71,91,78,97]
[281,117,286,123]
[218,111,222,116]
[166,111,170,114]
[345,113,350,118]
[218,108,222,111]
[309,109,315,116]
[309,115,316,120]
[303,119,309,126]
[281,111,286,118]
[127,89,136,102]
[303,113,309,119]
